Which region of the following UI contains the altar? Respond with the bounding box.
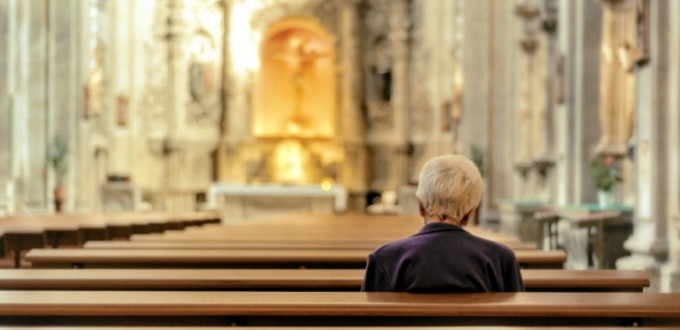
[208,183,348,221]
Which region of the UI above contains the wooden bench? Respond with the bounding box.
[0,328,671,330]
[0,212,221,268]
[131,230,523,247]
[0,291,677,326]
[83,240,538,251]
[3,326,676,330]
[0,269,648,292]
[26,249,566,269]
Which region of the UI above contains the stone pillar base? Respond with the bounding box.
[617,253,662,292]
[666,265,680,293]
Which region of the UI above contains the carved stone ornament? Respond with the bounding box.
[408,0,432,138]
[520,37,539,53]
[515,3,541,20]
[184,0,224,126]
[249,0,336,35]
[141,1,172,140]
[514,161,533,179]
[363,0,395,131]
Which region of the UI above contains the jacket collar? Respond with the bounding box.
[414,222,468,236]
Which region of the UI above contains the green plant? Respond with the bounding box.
[470,144,485,178]
[589,155,622,192]
[48,136,69,184]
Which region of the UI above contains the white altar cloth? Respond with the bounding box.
[207,183,348,220]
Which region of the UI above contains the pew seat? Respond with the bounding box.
[0,212,221,268]
[26,249,567,269]
[83,240,538,251]
[3,326,676,330]
[0,291,676,326]
[0,269,648,292]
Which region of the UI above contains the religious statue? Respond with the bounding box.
[188,30,219,123]
[517,81,533,165]
[366,36,394,129]
[596,0,645,155]
[273,36,330,137]
[85,40,106,119]
[515,2,550,166]
[450,69,464,153]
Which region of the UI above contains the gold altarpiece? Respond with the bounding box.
[216,1,366,193]
[251,18,340,185]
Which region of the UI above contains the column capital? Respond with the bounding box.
[515,3,541,20]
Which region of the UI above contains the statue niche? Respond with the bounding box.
[253,18,336,139]
[597,0,645,156]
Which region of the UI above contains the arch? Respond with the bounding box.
[252,16,336,139]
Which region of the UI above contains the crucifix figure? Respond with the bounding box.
[274,37,330,137]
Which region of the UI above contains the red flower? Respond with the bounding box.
[602,156,614,167]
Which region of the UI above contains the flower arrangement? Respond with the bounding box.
[48,136,69,185]
[588,155,622,192]
[470,144,485,178]
[48,136,68,212]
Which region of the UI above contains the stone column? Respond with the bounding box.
[48,0,80,212]
[555,0,602,205]
[616,0,670,292]
[388,0,410,190]
[667,0,680,293]
[487,0,520,211]
[19,0,49,212]
[0,0,11,214]
[529,0,559,204]
[338,0,367,193]
[461,0,490,182]
[514,2,541,200]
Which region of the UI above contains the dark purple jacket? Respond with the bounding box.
[361,222,524,292]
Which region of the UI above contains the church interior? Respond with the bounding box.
[1,0,680,325]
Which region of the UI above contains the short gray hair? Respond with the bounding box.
[415,155,483,221]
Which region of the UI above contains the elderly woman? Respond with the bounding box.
[361,155,524,292]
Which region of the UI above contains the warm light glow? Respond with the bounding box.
[320,178,333,191]
[229,1,261,73]
[253,17,336,139]
[273,139,310,184]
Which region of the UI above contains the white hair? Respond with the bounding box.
[415,155,483,222]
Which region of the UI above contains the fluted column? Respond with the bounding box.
[338,0,366,192]
[616,0,670,292]
[667,0,680,293]
[388,0,410,189]
[554,0,601,205]
[0,0,11,214]
[514,2,541,199]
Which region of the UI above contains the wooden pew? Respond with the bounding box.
[0,328,672,330]
[3,326,676,330]
[0,228,47,268]
[26,249,566,269]
[130,227,522,247]
[0,269,648,292]
[0,211,221,268]
[0,291,677,326]
[148,226,516,241]
[126,214,523,254]
[83,240,539,251]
